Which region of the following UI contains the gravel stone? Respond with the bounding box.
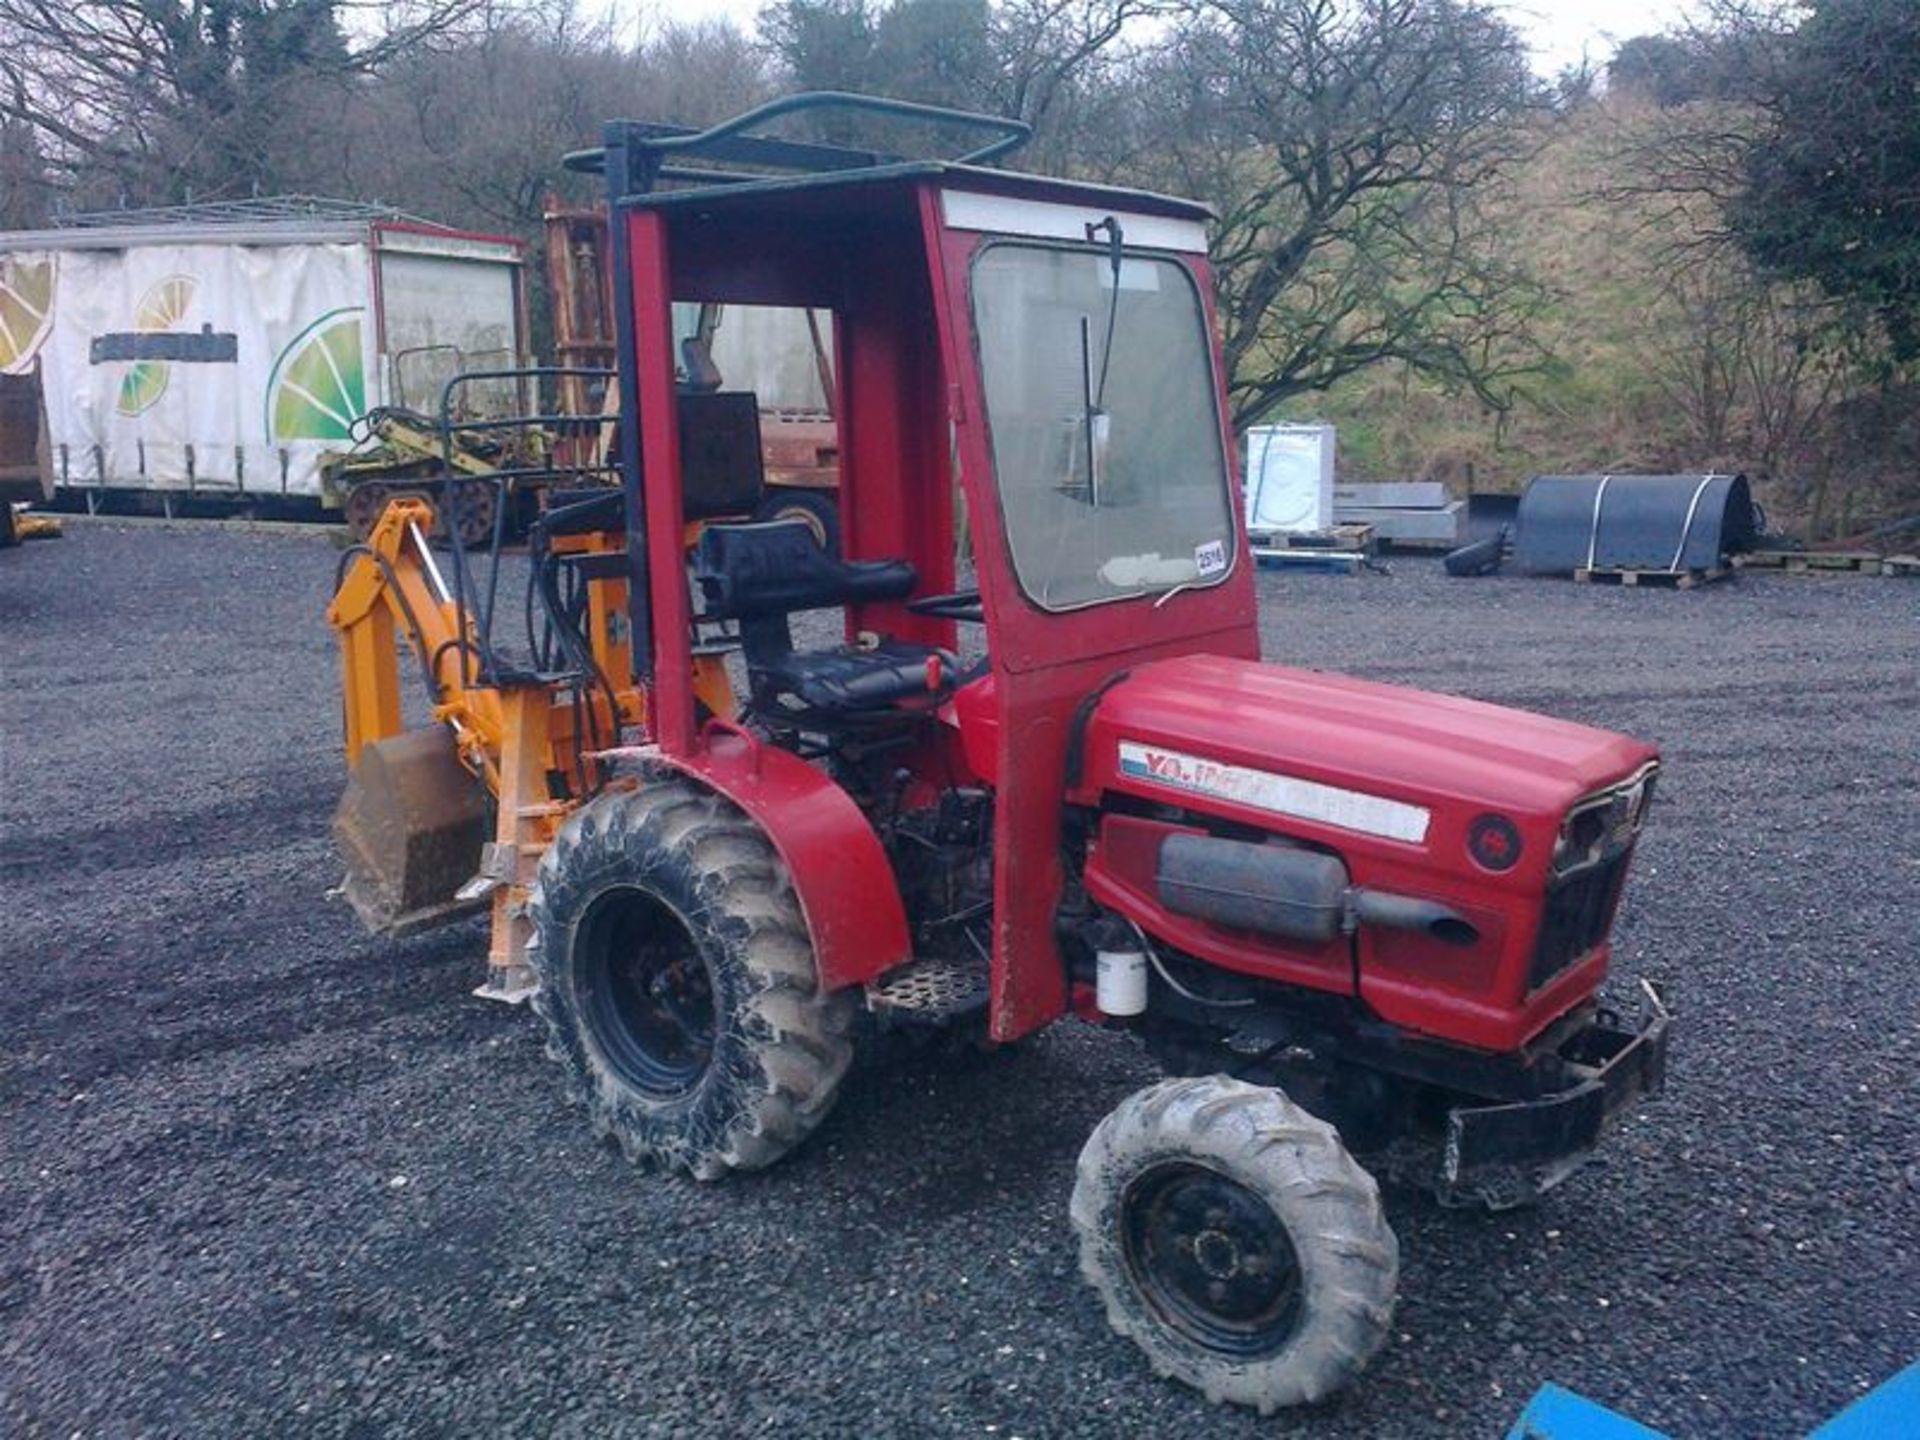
[1,524,1916,1436]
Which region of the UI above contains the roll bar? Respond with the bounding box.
[564,90,1032,195]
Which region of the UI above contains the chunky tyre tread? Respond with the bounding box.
[1071,1075,1399,1414]
[528,779,855,1181]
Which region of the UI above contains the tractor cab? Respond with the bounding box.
[580,93,1259,1038]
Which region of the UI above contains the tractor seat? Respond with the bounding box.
[693,520,956,717]
[751,642,950,710]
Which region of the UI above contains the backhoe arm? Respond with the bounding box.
[326,495,504,785]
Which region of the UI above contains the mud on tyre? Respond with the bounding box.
[1071,1075,1398,1413]
[529,779,856,1180]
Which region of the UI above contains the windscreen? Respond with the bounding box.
[971,242,1235,611]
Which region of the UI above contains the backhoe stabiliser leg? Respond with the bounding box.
[472,685,555,1004]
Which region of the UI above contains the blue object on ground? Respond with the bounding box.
[1509,1360,1920,1440]
[1809,1360,1920,1439]
[1507,1384,1669,1439]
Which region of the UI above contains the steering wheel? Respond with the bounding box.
[906,589,985,623]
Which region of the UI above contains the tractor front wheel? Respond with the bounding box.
[1071,1075,1398,1413]
[529,780,857,1179]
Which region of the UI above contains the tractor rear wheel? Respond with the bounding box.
[1071,1076,1398,1413]
[528,780,856,1179]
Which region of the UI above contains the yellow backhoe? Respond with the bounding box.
[328,490,731,996]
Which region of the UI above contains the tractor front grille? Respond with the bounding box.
[1529,764,1656,992]
[1529,848,1632,990]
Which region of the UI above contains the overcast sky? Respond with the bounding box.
[654,0,1704,75]
[1503,0,1700,72]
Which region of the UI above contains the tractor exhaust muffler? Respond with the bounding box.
[1157,832,1349,942]
[1346,889,1481,947]
[332,725,490,937]
[1155,832,1478,948]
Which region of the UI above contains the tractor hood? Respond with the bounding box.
[1076,654,1656,842]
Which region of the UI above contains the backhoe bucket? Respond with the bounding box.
[333,725,490,937]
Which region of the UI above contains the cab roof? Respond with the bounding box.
[565,94,1214,228]
[615,160,1212,226]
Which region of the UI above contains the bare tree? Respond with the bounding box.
[1644,266,1746,458]
[1645,262,1847,459]
[1739,291,1849,476]
[0,111,51,226]
[0,0,488,208]
[989,0,1157,134]
[1085,0,1551,428]
[758,0,1154,166]
[1589,5,1920,528]
[346,4,769,230]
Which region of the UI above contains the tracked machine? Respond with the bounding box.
[328,93,1669,1411]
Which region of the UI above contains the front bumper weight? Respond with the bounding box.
[1442,993,1670,1184]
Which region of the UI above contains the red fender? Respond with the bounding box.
[649,725,911,992]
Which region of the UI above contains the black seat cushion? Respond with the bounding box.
[696,520,915,618]
[752,640,955,711]
[694,518,951,719]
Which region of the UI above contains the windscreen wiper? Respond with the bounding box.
[1077,216,1126,507]
[1073,216,1127,507]
[1079,315,1101,506]
[1086,215,1124,406]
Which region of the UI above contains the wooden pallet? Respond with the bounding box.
[1574,566,1728,590]
[1245,522,1375,554]
[1735,549,1885,573]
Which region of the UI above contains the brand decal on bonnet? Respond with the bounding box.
[1117,741,1431,844]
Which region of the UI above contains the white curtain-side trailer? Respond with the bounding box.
[0,208,524,511]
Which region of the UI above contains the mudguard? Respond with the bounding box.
[648,725,912,991]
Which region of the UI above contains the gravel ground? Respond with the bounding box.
[2,521,1916,1438]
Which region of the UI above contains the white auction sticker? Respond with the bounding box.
[1194,539,1228,577]
[1117,741,1430,843]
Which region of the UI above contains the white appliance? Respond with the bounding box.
[1244,423,1335,535]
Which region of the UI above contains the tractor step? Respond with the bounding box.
[865,957,989,1020]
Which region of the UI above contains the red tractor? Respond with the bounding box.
[330,94,1668,1411]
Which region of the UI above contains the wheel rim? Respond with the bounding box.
[1120,1161,1305,1357]
[574,887,716,1100]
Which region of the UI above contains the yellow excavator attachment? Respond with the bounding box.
[333,724,490,937]
[327,490,674,965]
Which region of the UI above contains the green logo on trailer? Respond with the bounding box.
[0,256,54,377]
[266,308,366,442]
[116,275,194,416]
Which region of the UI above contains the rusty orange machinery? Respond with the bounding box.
[541,200,839,491]
[327,494,729,997]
